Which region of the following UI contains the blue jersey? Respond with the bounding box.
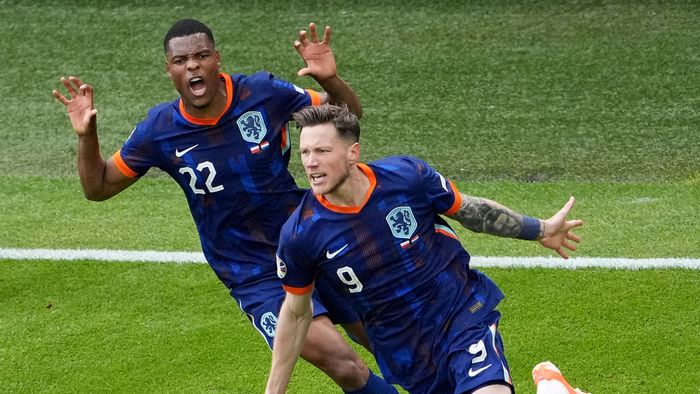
[277,156,505,387]
[113,72,321,292]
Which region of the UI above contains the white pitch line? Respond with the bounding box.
[472,256,700,270]
[0,248,206,264]
[1,248,699,269]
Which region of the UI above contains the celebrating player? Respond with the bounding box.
[266,104,584,393]
[53,19,396,393]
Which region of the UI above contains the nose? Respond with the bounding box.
[304,153,318,169]
[186,56,199,71]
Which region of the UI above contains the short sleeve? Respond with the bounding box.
[115,121,156,177]
[277,221,317,295]
[254,72,318,117]
[412,157,462,215]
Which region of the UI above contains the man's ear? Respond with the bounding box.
[348,142,361,164]
[165,61,172,80]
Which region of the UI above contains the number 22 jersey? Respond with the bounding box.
[113,72,320,292]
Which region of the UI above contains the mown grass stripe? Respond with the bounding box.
[2,248,698,269]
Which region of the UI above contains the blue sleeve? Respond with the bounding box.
[277,218,317,295]
[117,119,156,177]
[411,157,462,215]
[251,71,317,119]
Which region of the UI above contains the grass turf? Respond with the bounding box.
[1,1,698,393]
[1,260,698,393]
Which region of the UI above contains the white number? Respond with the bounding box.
[196,161,225,193]
[178,167,205,194]
[468,339,487,363]
[336,266,363,293]
[178,161,224,194]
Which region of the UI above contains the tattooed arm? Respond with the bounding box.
[447,194,544,239]
[446,195,584,259]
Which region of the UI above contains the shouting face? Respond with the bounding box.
[300,122,358,197]
[165,33,223,117]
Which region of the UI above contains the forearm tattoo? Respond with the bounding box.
[450,194,524,238]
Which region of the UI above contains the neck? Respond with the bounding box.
[324,164,369,207]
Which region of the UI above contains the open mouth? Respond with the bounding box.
[189,76,206,96]
[309,173,326,184]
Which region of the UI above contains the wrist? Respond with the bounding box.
[77,130,99,140]
[518,216,541,240]
[315,73,340,85]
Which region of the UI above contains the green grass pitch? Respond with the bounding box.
[1,1,698,393]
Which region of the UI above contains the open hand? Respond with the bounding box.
[294,23,337,82]
[52,76,97,136]
[539,196,584,259]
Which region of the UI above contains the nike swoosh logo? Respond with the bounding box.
[468,364,492,378]
[326,244,349,259]
[175,144,199,158]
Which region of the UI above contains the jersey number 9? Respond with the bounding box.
[336,266,364,293]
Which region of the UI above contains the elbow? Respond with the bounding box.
[83,192,102,202]
[83,189,108,202]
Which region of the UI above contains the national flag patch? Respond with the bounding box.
[400,235,420,249]
[250,141,270,154]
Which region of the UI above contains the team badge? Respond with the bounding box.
[237,111,268,144]
[386,206,418,238]
[260,312,278,337]
[386,206,420,248]
[276,255,287,279]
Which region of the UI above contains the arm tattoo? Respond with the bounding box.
[448,194,524,238]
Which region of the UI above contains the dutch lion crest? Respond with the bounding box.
[386,206,417,239]
[237,111,267,143]
[260,312,278,337]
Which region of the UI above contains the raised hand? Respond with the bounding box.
[539,197,584,259]
[294,23,337,82]
[52,76,97,136]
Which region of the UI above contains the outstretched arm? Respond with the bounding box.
[266,291,314,394]
[446,195,583,259]
[294,23,362,118]
[53,76,137,201]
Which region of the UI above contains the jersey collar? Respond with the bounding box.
[178,73,234,126]
[315,163,376,214]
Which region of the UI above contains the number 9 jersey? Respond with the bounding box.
[276,156,509,391]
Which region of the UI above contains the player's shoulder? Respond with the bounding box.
[370,155,429,179]
[237,71,304,94]
[372,155,426,168]
[233,71,274,87]
[280,191,318,240]
[143,98,179,122]
[128,100,179,139]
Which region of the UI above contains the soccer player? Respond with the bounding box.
[53,19,396,393]
[266,105,584,394]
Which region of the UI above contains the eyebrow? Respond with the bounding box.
[169,49,211,60]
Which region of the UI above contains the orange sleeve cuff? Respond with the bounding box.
[443,180,462,216]
[112,150,138,178]
[283,283,314,296]
[305,89,322,106]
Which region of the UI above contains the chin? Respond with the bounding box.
[310,185,325,195]
[191,97,211,109]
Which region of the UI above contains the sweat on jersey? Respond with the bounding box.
[113,72,320,291]
[276,156,505,388]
